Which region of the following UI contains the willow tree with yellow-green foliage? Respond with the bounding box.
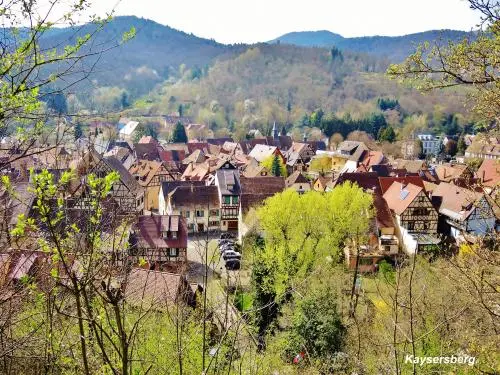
[251,184,373,348]
[387,0,500,125]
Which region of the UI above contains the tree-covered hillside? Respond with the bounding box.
[126,43,471,140]
[37,16,244,98]
[269,29,475,62]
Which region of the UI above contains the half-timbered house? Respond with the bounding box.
[431,182,496,241]
[129,160,176,213]
[70,150,144,215]
[129,215,188,267]
[383,181,440,254]
[215,165,240,232]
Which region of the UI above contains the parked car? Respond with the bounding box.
[225,259,240,270]
[220,232,236,240]
[219,243,234,253]
[218,239,233,247]
[222,250,241,260]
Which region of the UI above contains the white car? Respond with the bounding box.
[222,250,241,260]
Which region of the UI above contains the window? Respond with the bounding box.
[196,210,204,217]
[185,211,190,218]
[414,208,428,216]
[171,231,177,239]
[168,248,178,257]
[224,196,231,204]
[209,221,219,227]
[407,221,415,231]
[232,196,239,204]
[209,209,219,216]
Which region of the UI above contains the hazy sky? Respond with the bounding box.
[93,0,481,44]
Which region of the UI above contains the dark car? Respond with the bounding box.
[220,232,236,240]
[225,259,241,270]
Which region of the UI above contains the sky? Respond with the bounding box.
[90,0,482,44]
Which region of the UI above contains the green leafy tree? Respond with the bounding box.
[310,109,324,127]
[261,154,287,177]
[120,91,130,109]
[172,121,188,143]
[377,97,399,111]
[457,134,467,155]
[378,126,396,143]
[444,139,458,156]
[309,156,332,174]
[134,123,159,142]
[290,289,346,360]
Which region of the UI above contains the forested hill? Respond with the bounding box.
[269,29,474,61]
[38,16,474,98]
[38,16,244,97]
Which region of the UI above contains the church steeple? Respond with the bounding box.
[272,121,279,140]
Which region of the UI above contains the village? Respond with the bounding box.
[0,114,498,312]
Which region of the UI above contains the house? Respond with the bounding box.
[431,182,496,241]
[391,159,427,174]
[285,171,311,194]
[383,181,440,254]
[434,163,474,184]
[104,146,135,170]
[465,137,500,159]
[417,134,442,155]
[215,167,240,232]
[128,160,176,212]
[158,181,206,216]
[358,150,386,170]
[331,141,369,172]
[476,159,500,194]
[134,142,161,161]
[248,144,285,164]
[124,268,196,309]
[284,142,316,173]
[312,175,332,192]
[239,176,286,216]
[70,150,144,215]
[181,162,211,181]
[242,158,270,177]
[130,215,188,266]
[119,120,139,141]
[162,185,220,233]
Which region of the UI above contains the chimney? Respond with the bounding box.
[303,133,307,143]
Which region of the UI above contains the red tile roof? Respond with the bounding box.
[135,215,187,249]
[477,159,500,189]
[383,182,423,216]
[379,176,425,194]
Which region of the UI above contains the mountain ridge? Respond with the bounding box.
[268,29,474,61]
